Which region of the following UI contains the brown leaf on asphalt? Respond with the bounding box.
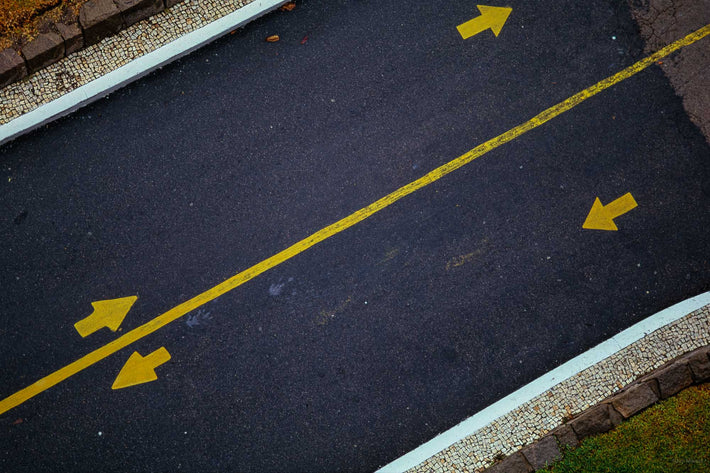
[280,2,296,11]
[300,35,309,44]
[12,418,23,425]
[266,35,280,42]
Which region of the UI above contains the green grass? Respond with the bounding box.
[541,383,710,473]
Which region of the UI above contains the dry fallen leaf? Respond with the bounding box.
[266,35,280,42]
[280,2,296,11]
[300,35,309,45]
[12,418,23,425]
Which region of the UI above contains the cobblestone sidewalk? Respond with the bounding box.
[0,0,260,126]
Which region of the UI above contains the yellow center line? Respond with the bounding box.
[1,24,708,416]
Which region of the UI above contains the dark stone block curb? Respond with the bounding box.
[21,32,65,74]
[568,403,623,440]
[521,435,561,470]
[0,0,188,89]
[610,381,659,418]
[80,0,125,46]
[0,48,27,87]
[485,452,532,473]
[56,15,85,55]
[482,344,710,472]
[115,0,165,27]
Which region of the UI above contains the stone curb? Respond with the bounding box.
[481,344,710,472]
[0,0,187,88]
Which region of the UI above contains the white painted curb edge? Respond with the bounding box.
[377,291,710,473]
[0,0,287,147]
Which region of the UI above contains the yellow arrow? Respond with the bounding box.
[1,24,709,416]
[457,5,512,39]
[74,296,137,338]
[583,193,638,231]
[112,347,171,390]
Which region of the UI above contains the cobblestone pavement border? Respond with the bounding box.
[0,0,288,144]
[481,345,710,472]
[377,293,710,473]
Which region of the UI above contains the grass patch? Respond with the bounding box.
[542,383,710,472]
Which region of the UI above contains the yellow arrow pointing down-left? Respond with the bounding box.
[583,193,638,231]
[112,347,171,390]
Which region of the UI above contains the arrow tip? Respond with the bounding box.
[75,295,137,338]
[583,197,618,231]
[476,5,513,37]
[112,347,171,390]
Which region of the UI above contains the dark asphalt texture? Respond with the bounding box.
[1,0,709,471]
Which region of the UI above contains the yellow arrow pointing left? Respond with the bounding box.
[112,347,171,390]
[74,296,137,338]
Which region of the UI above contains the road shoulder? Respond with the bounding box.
[379,294,710,473]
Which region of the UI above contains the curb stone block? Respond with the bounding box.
[643,377,661,398]
[484,452,533,473]
[568,404,621,440]
[21,33,65,73]
[0,49,27,88]
[608,403,623,426]
[115,0,165,27]
[80,0,125,46]
[655,361,693,399]
[521,435,561,470]
[56,16,85,55]
[684,346,710,382]
[550,424,579,449]
[610,381,659,418]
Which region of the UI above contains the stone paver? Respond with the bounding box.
[655,361,694,399]
[521,435,561,471]
[687,347,710,382]
[0,49,27,88]
[485,452,532,473]
[609,381,659,418]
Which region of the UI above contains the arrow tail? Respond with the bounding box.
[457,17,488,40]
[146,347,172,366]
[605,193,638,219]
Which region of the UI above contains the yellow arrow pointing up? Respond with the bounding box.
[112,347,171,390]
[457,5,513,39]
[583,193,638,231]
[74,296,137,338]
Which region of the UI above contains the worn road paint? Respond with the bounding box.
[0,23,708,416]
[74,296,138,338]
[583,193,638,231]
[112,347,172,390]
[457,5,512,39]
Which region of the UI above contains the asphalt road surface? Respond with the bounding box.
[1,0,709,471]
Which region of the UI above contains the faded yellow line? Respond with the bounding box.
[1,24,708,416]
